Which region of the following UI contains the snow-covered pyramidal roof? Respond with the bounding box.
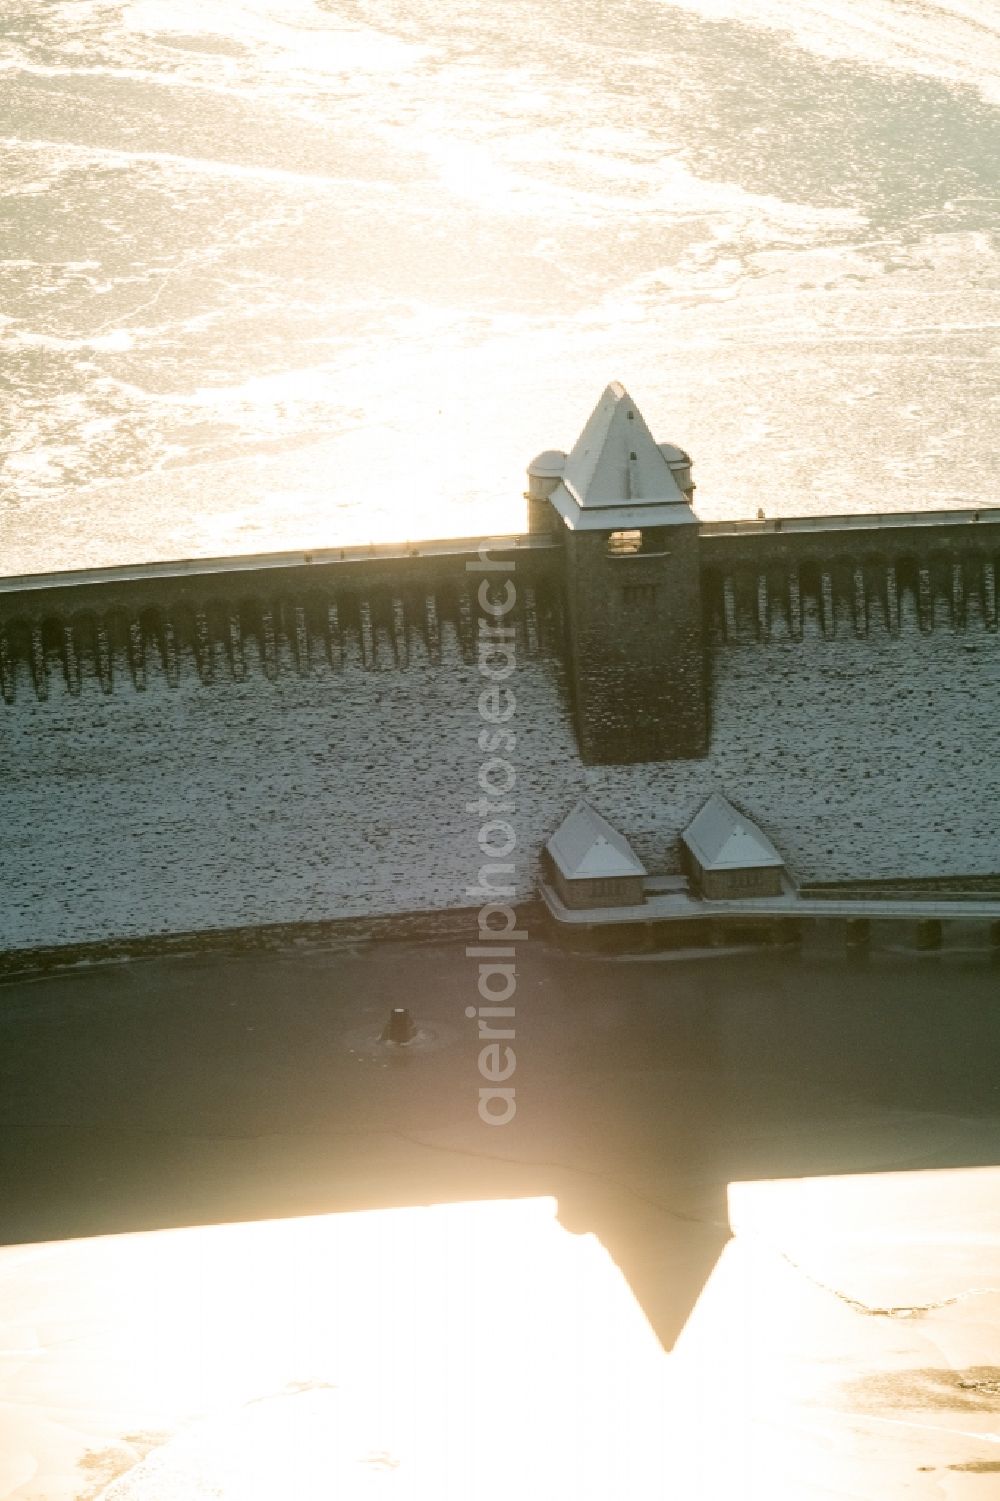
[546,800,647,880]
[681,793,784,872]
[548,382,697,533]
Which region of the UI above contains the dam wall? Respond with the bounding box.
[1,515,999,953]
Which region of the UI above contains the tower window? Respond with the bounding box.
[623,584,658,611]
[606,528,672,558]
[607,529,643,556]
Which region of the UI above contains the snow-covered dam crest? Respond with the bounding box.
[3,510,1000,956]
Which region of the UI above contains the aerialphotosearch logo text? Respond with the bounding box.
[466,541,522,1126]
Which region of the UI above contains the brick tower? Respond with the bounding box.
[527,382,708,764]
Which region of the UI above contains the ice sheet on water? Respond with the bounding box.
[2,0,999,570]
[658,0,1000,105]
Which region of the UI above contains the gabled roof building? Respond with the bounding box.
[543,800,647,910]
[681,793,786,899]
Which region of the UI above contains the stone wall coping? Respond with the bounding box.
[4,509,999,599]
[700,507,1000,537]
[0,533,559,597]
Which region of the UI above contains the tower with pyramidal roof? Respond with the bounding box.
[526,382,708,763]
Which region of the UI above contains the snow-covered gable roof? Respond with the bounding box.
[547,382,698,533]
[681,793,785,871]
[546,800,647,881]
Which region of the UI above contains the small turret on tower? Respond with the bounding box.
[657,442,695,502]
[525,449,567,535]
[528,382,708,764]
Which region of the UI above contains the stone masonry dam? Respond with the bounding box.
[2,383,999,956]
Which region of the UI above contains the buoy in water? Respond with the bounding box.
[380,1007,417,1045]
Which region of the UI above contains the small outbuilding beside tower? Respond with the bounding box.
[543,800,647,910]
[681,793,786,899]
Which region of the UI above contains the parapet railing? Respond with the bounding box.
[699,507,1000,537]
[0,532,557,596]
[7,509,999,596]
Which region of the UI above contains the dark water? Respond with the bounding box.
[2,0,999,572]
[2,937,999,1345]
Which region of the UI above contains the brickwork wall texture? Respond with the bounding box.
[565,528,707,762]
[588,581,998,883]
[0,625,577,950]
[2,566,997,952]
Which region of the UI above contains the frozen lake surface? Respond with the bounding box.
[3,936,1000,1294]
[2,0,1000,571]
[2,937,1000,1496]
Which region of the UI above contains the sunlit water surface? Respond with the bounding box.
[2,0,999,571]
